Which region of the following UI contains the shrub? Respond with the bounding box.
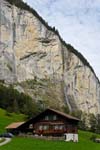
[90,134,97,142]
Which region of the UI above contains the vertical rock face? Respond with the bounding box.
[0,0,100,114]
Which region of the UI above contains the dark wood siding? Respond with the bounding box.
[15,109,79,136]
[27,112,78,135]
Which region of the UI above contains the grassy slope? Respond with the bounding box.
[0,131,100,150]
[0,108,25,133]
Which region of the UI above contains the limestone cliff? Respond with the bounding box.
[0,0,100,114]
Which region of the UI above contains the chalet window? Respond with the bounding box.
[39,125,49,130]
[43,125,49,130]
[59,125,64,130]
[54,125,64,130]
[53,115,57,120]
[45,116,49,120]
[54,125,59,130]
[44,115,57,120]
[39,125,43,130]
[29,124,33,129]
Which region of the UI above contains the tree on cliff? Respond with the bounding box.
[0,84,41,118]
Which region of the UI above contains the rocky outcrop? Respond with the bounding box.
[0,0,100,114]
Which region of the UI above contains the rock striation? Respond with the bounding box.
[0,0,100,114]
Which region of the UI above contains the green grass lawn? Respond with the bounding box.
[0,130,100,150]
[0,108,25,133]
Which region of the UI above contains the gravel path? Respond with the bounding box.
[0,138,11,146]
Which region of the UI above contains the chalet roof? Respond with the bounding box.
[45,108,80,121]
[6,122,25,129]
[5,108,80,130]
[25,108,80,125]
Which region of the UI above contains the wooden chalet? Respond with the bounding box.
[6,108,80,142]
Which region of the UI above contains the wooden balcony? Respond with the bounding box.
[35,129,66,135]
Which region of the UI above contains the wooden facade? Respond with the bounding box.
[6,108,79,141]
